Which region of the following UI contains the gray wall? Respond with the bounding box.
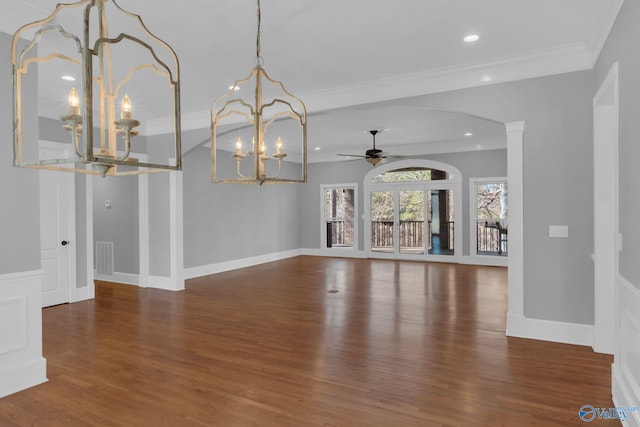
[418,72,595,325]
[595,0,640,290]
[0,33,40,275]
[146,133,173,277]
[74,174,89,287]
[182,143,301,268]
[299,149,507,256]
[92,175,139,275]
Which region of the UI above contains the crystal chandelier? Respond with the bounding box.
[211,0,307,184]
[12,0,181,177]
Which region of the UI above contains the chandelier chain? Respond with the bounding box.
[256,0,263,65]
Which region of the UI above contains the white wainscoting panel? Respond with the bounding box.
[0,297,27,354]
[613,275,640,427]
[0,270,48,398]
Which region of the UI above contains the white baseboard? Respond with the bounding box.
[147,275,185,291]
[506,314,594,347]
[69,282,95,303]
[300,249,507,265]
[94,271,140,286]
[93,271,185,292]
[0,357,48,398]
[183,249,302,280]
[0,270,48,398]
[613,363,640,427]
[612,275,640,427]
[459,255,508,267]
[300,248,366,258]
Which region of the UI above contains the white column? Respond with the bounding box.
[593,62,618,355]
[169,169,185,291]
[505,121,525,335]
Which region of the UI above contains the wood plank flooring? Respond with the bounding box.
[0,257,613,426]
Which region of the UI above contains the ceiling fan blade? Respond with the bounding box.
[337,154,367,158]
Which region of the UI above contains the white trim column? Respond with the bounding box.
[505,121,525,333]
[593,62,618,355]
[169,169,185,291]
[138,161,150,288]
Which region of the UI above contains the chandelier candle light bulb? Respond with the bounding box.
[68,88,80,116]
[120,94,132,120]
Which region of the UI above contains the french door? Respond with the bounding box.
[368,184,458,261]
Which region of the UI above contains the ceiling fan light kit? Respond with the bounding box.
[338,129,389,166]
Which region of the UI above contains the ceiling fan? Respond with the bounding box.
[338,129,388,165]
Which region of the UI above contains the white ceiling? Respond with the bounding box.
[1,0,623,162]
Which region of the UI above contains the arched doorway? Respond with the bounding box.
[364,159,462,262]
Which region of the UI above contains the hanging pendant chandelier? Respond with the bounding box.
[12,0,181,177]
[211,0,307,184]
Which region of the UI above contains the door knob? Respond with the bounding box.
[61,240,68,246]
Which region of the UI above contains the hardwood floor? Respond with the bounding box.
[0,257,613,426]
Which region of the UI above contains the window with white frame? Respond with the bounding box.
[471,178,508,257]
[321,184,357,249]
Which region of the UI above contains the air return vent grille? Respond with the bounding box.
[96,241,114,276]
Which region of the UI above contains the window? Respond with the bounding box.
[471,178,508,257]
[321,184,357,250]
[371,167,452,183]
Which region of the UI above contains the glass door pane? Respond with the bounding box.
[324,187,355,248]
[370,191,394,253]
[427,189,455,256]
[399,189,425,255]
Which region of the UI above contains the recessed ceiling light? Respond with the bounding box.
[61,75,76,81]
[465,132,473,137]
[314,147,321,151]
[464,34,480,43]
[228,85,239,91]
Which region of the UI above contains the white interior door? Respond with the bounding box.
[40,141,75,307]
[39,166,73,307]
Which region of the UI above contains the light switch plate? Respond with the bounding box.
[549,225,568,238]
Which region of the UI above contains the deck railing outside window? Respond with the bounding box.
[476,220,508,256]
[370,220,455,251]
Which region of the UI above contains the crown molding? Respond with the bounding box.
[585,0,624,67]
[299,42,593,113]
[145,42,593,136]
